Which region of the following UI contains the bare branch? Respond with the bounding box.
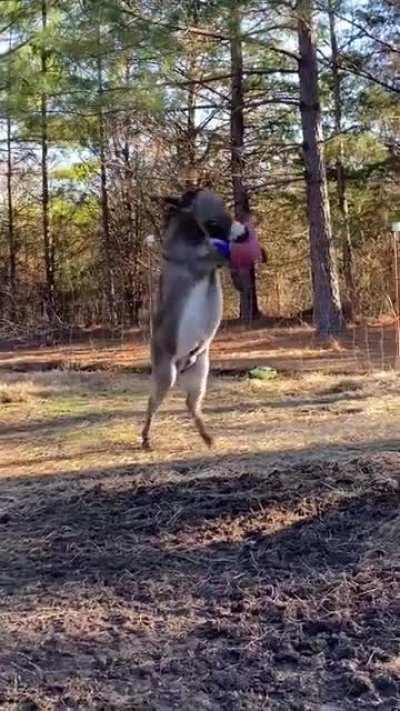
[316,1,400,56]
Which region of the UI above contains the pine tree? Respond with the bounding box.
[297,0,343,335]
[327,0,355,319]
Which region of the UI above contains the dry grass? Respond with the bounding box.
[0,367,400,709]
[0,368,400,477]
[0,379,34,404]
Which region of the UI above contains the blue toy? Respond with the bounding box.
[211,238,231,260]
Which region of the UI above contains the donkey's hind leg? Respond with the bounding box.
[142,360,176,450]
[179,349,213,448]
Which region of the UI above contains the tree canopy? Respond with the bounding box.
[0,0,398,336]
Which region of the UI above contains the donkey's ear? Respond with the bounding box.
[180,189,199,208]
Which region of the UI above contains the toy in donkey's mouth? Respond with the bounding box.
[230,221,249,243]
[211,238,231,260]
[211,221,249,262]
[144,220,250,265]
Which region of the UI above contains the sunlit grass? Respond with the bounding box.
[0,368,399,481]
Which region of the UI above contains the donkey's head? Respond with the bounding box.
[161,189,228,269]
[162,189,245,270]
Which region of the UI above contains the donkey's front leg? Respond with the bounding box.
[180,350,213,448]
[142,360,176,450]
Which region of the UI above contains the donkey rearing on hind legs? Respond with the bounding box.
[141,189,244,450]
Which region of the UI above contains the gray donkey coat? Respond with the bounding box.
[142,189,236,450]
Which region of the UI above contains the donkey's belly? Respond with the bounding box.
[176,277,222,360]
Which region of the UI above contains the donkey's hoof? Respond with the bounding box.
[202,433,214,448]
[141,438,152,451]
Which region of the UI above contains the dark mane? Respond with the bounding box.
[162,189,202,230]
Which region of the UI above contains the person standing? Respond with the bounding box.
[230,210,266,321]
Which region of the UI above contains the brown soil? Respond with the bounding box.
[1,320,399,375]
[1,454,400,710]
[0,369,400,709]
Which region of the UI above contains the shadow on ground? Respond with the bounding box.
[0,442,400,709]
[0,389,368,440]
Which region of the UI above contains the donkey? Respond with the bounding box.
[141,189,240,450]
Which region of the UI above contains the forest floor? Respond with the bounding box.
[0,353,400,709]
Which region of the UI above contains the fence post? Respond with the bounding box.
[148,248,153,340]
[391,222,400,365]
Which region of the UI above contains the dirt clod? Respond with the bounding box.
[374,673,399,696]
[347,671,374,696]
[16,702,39,711]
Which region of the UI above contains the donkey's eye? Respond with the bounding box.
[180,189,199,208]
[204,220,223,238]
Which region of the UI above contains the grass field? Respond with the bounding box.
[0,363,400,710]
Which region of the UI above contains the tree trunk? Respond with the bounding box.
[229,0,248,220]
[97,43,117,327]
[186,52,196,180]
[184,0,200,187]
[121,60,137,325]
[41,0,56,326]
[229,0,261,322]
[6,36,16,323]
[121,80,142,327]
[123,143,138,326]
[297,0,343,336]
[328,0,356,320]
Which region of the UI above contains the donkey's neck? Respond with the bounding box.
[175,272,222,361]
[162,256,217,283]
